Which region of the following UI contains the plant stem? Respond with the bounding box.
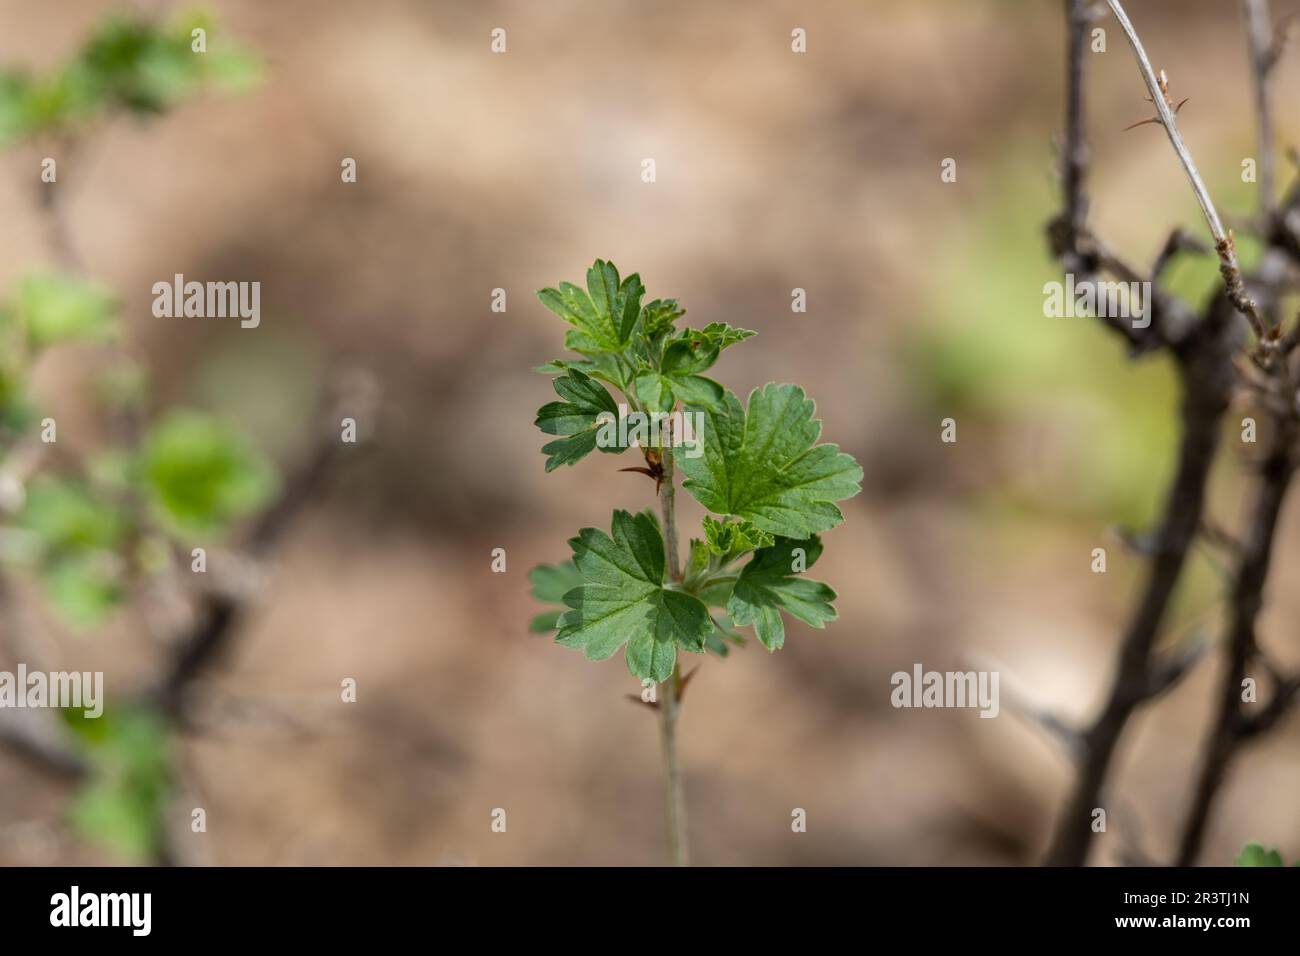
[659,662,688,866]
[1176,411,1296,864]
[656,421,688,865]
[1243,0,1276,216]
[1105,0,1265,337]
[659,430,681,582]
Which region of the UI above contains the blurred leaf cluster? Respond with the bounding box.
[18,415,274,628]
[62,707,173,862]
[0,9,259,143]
[0,9,266,863]
[1234,842,1299,867]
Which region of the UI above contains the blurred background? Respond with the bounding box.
[0,0,1297,866]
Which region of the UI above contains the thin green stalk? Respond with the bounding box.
[659,662,687,866]
[657,424,688,865]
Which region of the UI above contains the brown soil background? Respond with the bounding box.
[0,0,1297,866]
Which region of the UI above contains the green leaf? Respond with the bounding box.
[537,259,644,353]
[64,707,172,862]
[686,538,711,576]
[634,370,723,414]
[0,68,98,141]
[535,367,625,471]
[0,72,30,141]
[629,323,751,413]
[21,478,130,627]
[78,14,256,115]
[662,322,754,375]
[17,273,117,349]
[664,374,725,409]
[535,353,628,391]
[675,383,863,538]
[1234,842,1286,867]
[728,536,836,651]
[142,410,276,536]
[705,613,747,656]
[703,515,774,559]
[0,13,259,144]
[528,560,585,633]
[45,553,124,628]
[556,510,711,682]
[78,16,195,114]
[640,298,686,338]
[21,477,127,553]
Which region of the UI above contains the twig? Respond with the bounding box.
[1106,0,1267,340]
[1043,0,1238,866]
[0,709,87,780]
[1244,0,1279,215]
[1175,411,1297,864]
[1047,0,1300,867]
[1151,227,1209,281]
[37,135,86,275]
[1043,349,1231,865]
[1047,1,1205,353]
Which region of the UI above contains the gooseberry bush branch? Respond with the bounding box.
[1043,0,1300,866]
[0,10,356,865]
[529,260,862,865]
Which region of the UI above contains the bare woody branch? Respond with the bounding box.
[1047,0,1300,868]
[1106,0,1268,341]
[1044,0,1238,867]
[1243,0,1280,214]
[1176,394,1299,864]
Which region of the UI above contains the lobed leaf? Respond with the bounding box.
[537,259,645,353]
[702,515,773,559]
[675,383,863,538]
[527,559,585,633]
[534,367,626,471]
[728,536,837,651]
[555,510,711,682]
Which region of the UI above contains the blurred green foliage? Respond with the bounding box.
[142,409,276,537]
[1234,842,1298,866]
[0,274,116,433]
[4,268,279,626]
[15,402,276,628]
[63,707,174,862]
[14,273,117,349]
[901,152,1262,634]
[0,10,271,631]
[0,9,259,143]
[0,8,264,862]
[20,477,129,626]
[905,154,1181,530]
